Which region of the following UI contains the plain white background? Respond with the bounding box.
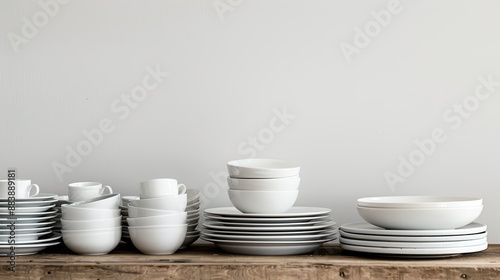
[1,0,499,242]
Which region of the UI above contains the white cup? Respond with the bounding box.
[0,179,39,199]
[139,178,187,199]
[68,182,113,202]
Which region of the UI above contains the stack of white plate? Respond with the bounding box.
[340,196,487,257]
[0,193,61,255]
[201,207,337,255]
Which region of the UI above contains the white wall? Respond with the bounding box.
[1,0,499,242]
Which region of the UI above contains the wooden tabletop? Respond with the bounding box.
[1,243,500,280]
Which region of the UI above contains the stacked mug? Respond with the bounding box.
[226,159,301,213]
[127,178,188,255]
[60,182,121,255]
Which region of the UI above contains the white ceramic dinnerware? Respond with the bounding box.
[62,227,121,255]
[69,194,121,209]
[357,196,483,208]
[129,194,187,212]
[61,216,122,230]
[0,192,60,255]
[139,178,187,198]
[227,159,300,179]
[68,182,113,202]
[129,224,188,255]
[228,190,298,214]
[227,176,300,191]
[127,212,187,227]
[61,205,120,220]
[0,179,39,199]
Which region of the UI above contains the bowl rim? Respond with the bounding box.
[227,158,300,170]
[128,224,188,229]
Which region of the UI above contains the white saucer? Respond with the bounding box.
[340,236,487,248]
[339,230,487,242]
[203,221,336,232]
[0,233,61,245]
[0,193,58,202]
[0,209,57,217]
[341,222,487,236]
[0,241,61,256]
[340,242,488,256]
[204,207,331,218]
[0,204,55,214]
[0,198,58,207]
[0,225,54,234]
[204,214,331,223]
[203,231,336,241]
[0,214,57,224]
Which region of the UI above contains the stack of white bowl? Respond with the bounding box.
[340,196,487,257]
[226,159,300,214]
[61,194,122,255]
[127,178,193,255]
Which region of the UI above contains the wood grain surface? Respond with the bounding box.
[1,243,499,280]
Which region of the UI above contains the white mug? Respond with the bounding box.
[0,179,40,199]
[139,178,187,199]
[68,182,113,202]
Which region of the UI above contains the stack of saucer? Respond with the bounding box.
[0,183,60,256]
[182,189,201,249]
[52,195,69,234]
[202,159,337,255]
[340,196,487,257]
[120,196,139,243]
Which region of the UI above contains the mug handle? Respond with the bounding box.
[28,184,40,197]
[178,184,187,195]
[101,185,113,195]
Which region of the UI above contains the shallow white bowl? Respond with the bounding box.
[129,224,187,255]
[227,176,300,191]
[128,205,180,218]
[228,189,299,214]
[129,194,187,212]
[187,189,201,203]
[227,159,300,179]
[61,205,121,220]
[357,196,483,208]
[61,216,122,230]
[186,200,200,211]
[62,227,121,255]
[127,212,187,227]
[69,194,121,209]
[357,205,483,230]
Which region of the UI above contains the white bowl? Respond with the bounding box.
[180,232,200,249]
[227,175,300,191]
[129,194,187,212]
[127,212,187,227]
[357,205,483,230]
[61,205,121,220]
[357,196,483,208]
[61,216,122,230]
[186,201,200,211]
[69,194,121,209]
[128,205,181,218]
[129,224,187,255]
[187,189,201,203]
[227,159,300,179]
[228,189,299,214]
[62,227,121,255]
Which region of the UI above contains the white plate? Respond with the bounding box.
[0,204,55,214]
[0,198,58,207]
[0,209,57,217]
[0,226,54,234]
[0,241,61,256]
[204,219,331,227]
[340,222,487,236]
[0,214,57,224]
[203,221,335,232]
[202,228,334,236]
[203,231,336,241]
[204,207,331,218]
[0,193,58,202]
[204,214,331,223]
[202,236,336,245]
[0,233,61,245]
[340,242,488,256]
[0,220,55,229]
[339,230,487,242]
[340,236,487,248]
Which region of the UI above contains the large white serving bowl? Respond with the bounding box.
[227,176,300,191]
[129,224,187,255]
[69,194,121,209]
[61,205,121,220]
[128,194,187,212]
[357,196,483,208]
[357,205,483,230]
[227,159,300,179]
[127,212,187,227]
[228,189,299,214]
[62,227,121,255]
[128,205,181,218]
[61,216,122,230]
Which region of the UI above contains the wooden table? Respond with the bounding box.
[1,243,500,279]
